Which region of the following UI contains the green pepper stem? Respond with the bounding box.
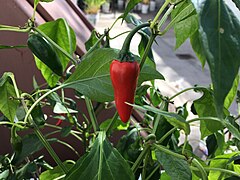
[119,22,150,60]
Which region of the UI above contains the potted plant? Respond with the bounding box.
[117,0,125,10]
[141,0,149,14]
[84,0,106,24]
[102,0,111,13]
[149,0,156,11]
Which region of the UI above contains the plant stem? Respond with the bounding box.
[150,0,171,29]
[0,122,25,129]
[56,140,80,157]
[131,144,151,173]
[152,101,167,134]
[182,135,188,155]
[24,85,64,123]
[142,148,150,180]
[33,125,68,173]
[158,4,175,31]
[145,163,161,180]
[139,34,156,70]
[153,144,186,160]
[169,86,207,100]
[156,127,177,144]
[106,112,118,135]
[85,97,99,132]
[191,158,208,180]
[187,117,222,124]
[190,166,240,178]
[33,27,78,65]
[109,30,131,40]
[0,26,30,33]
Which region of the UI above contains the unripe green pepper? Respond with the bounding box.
[27,33,63,76]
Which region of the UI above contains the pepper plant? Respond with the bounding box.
[0,0,240,179]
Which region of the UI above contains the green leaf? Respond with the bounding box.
[0,44,26,49]
[155,149,192,180]
[61,126,72,137]
[117,128,141,163]
[12,134,56,164]
[138,34,155,63]
[172,1,198,49]
[190,30,206,67]
[124,14,151,37]
[122,0,141,22]
[222,119,240,141]
[0,170,9,179]
[0,72,19,122]
[85,30,100,51]
[35,18,76,87]
[132,104,190,134]
[224,75,239,109]
[193,88,223,138]
[209,152,240,179]
[100,118,129,132]
[65,131,134,180]
[192,0,240,116]
[232,0,240,10]
[31,104,45,126]
[40,161,73,180]
[64,48,163,102]
[53,102,78,114]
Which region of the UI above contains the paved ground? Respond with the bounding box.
[95,10,211,158]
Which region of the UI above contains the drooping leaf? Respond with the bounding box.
[100,118,129,132]
[117,128,141,164]
[64,48,163,102]
[34,18,76,87]
[40,162,73,180]
[209,152,240,179]
[172,0,198,49]
[155,148,192,180]
[124,14,151,37]
[190,30,206,67]
[232,0,240,10]
[12,134,56,164]
[122,0,141,22]
[224,75,239,109]
[0,72,19,122]
[131,104,190,134]
[138,34,155,63]
[192,0,240,116]
[53,102,78,114]
[85,30,100,51]
[193,88,224,138]
[65,131,134,180]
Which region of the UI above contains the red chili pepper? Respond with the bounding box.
[56,113,65,126]
[110,60,140,123]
